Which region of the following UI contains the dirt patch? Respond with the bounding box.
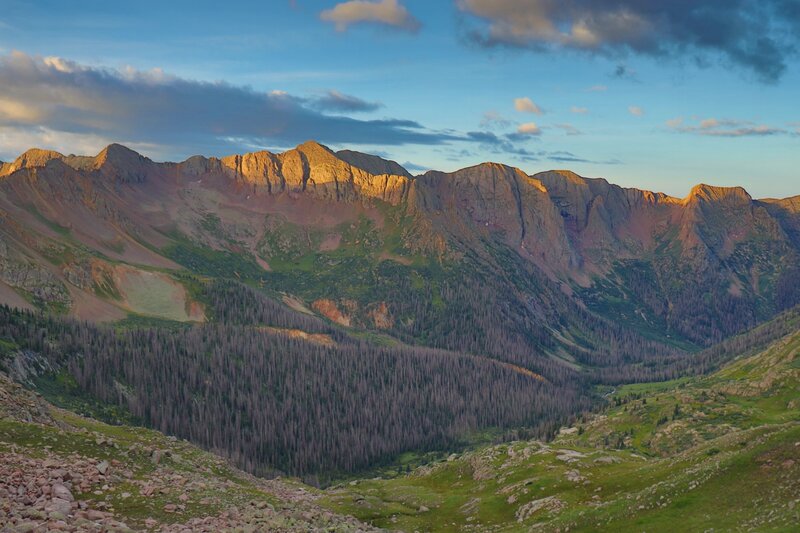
[728,275,744,297]
[497,361,549,383]
[258,327,336,347]
[255,256,272,271]
[319,233,342,252]
[312,299,352,327]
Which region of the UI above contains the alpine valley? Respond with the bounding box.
[1,142,799,532]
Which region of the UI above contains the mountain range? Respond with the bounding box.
[1,141,798,353]
[1,141,799,530]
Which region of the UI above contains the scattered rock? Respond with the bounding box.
[516,496,566,522]
[51,482,73,501]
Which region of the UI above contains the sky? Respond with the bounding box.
[0,0,798,198]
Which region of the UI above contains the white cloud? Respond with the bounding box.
[320,0,420,33]
[570,106,588,114]
[514,97,543,114]
[587,85,607,92]
[666,117,787,137]
[628,106,644,116]
[665,117,684,128]
[516,122,541,135]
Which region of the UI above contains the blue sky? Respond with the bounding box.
[0,0,798,197]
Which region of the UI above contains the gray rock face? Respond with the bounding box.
[0,234,72,310]
[51,483,73,502]
[44,497,72,515]
[96,460,109,475]
[6,350,58,387]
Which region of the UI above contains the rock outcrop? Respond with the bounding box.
[180,141,412,204]
[415,163,577,272]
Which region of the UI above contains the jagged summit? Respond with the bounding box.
[336,149,412,179]
[685,183,752,204]
[0,144,153,182]
[95,143,150,164]
[91,143,154,183]
[422,161,533,181]
[295,139,335,156]
[0,148,66,176]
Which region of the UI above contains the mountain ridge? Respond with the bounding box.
[1,142,793,204]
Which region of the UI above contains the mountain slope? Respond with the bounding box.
[322,308,800,532]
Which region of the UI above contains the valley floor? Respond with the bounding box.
[321,331,800,532]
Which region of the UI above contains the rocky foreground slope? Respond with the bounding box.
[0,371,377,532]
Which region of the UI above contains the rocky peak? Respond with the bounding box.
[760,195,800,212]
[0,148,65,176]
[295,140,337,159]
[677,184,766,260]
[216,142,411,204]
[435,162,543,188]
[177,154,214,176]
[92,144,154,183]
[684,183,752,206]
[336,149,412,179]
[536,169,587,188]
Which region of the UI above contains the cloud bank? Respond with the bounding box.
[0,51,622,167]
[457,0,800,82]
[0,51,455,158]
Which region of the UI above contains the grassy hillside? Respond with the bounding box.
[321,325,800,532]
